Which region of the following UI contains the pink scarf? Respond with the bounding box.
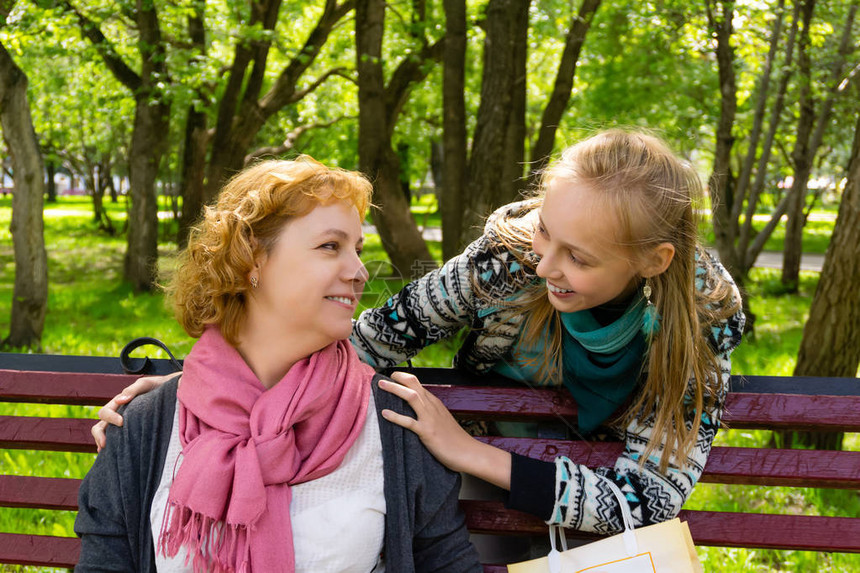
[159,326,374,572]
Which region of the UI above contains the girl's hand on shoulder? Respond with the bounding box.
[379,372,477,474]
[379,372,513,489]
[91,374,171,452]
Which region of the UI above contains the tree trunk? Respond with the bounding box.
[781,0,816,291]
[440,0,467,260]
[792,106,860,451]
[430,139,443,196]
[95,157,115,234]
[90,169,105,223]
[125,96,169,291]
[177,108,208,248]
[356,0,434,277]
[459,0,525,247]
[67,0,171,291]
[706,0,740,279]
[0,38,49,350]
[397,142,412,204]
[499,0,530,204]
[202,0,350,205]
[527,0,602,186]
[738,0,800,271]
[203,0,283,203]
[176,2,208,248]
[45,158,57,203]
[782,0,856,290]
[121,1,171,292]
[730,0,785,234]
[109,173,119,202]
[174,0,351,245]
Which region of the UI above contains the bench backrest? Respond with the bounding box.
[2,353,859,568]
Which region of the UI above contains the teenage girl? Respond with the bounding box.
[93,130,744,535]
[357,129,744,533]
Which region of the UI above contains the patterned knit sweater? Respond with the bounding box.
[351,201,745,534]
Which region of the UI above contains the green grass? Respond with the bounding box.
[729,268,818,376]
[698,213,834,255]
[0,195,194,357]
[689,420,860,571]
[682,266,860,571]
[2,196,858,571]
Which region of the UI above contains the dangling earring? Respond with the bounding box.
[250,275,259,289]
[641,279,660,338]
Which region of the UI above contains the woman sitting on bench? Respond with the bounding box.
[75,158,480,572]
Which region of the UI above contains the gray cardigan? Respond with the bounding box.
[75,375,481,572]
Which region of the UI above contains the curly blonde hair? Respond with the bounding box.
[169,157,372,346]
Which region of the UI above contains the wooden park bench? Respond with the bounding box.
[1,350,859,570]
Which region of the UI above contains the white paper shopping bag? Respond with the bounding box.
[507,477,703,573]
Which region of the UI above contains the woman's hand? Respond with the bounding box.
[91,375,171,452]
[379,371,512,490]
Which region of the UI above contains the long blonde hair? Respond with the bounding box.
[170,157,372,346]
[489,130,740,471]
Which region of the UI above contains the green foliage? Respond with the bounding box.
[546,0,719,150]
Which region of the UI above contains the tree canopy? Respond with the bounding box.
[0,0,858,349]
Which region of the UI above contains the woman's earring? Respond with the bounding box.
[250,276,259,289]
[641,279,660,337]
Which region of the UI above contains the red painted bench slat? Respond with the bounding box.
[3,419,858,488]
[0,416,98,453]
[680,511,860,553]
[0,369,134,405]
[0,533,80,568]
[3,370,858,432]
[0,475,81,510]
[428,386,860,432]
[461,501,860,553]
[482,438,860,489]
[721,393,860,431]
[700,445,860,488]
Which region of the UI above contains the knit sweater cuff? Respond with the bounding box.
[506,453,556,521]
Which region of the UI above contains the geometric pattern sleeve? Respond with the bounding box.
[350,201,541,371]
[548,349,738,532]
[548,254,746,533]
[350,238,486,369]
[350,248,479,369]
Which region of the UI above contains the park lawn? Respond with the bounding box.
[687,267,860,573]
[1,196,858,572]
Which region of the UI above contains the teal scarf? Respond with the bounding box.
[494,296,647,433]
[559,300,646,432]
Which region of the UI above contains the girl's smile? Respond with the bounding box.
[532,181,643,313]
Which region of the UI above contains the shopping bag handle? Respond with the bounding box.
[544,475,640,571]
[596,474,639,557]
[547,525,569,573]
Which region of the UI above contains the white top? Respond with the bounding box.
[151,393,387,572]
